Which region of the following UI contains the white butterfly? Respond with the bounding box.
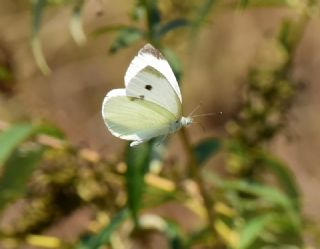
[101,43,193,147]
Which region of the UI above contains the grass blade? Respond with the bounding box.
[77,209,129,249]
[0,145,44,210]
[0,123,35,167]
[31,0,51,74]
[237,213,275,249]
[109,27,143,53]
[125,142,152,225]
[70,0,87,46]
[159,19,189,37]
[257,152,300,209]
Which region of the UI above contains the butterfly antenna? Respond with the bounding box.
[188,103,203,117]
[191,112,223,118]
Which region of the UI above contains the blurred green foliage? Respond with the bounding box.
[1,0,320,249]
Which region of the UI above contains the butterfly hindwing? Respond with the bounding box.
[102,89,177,145]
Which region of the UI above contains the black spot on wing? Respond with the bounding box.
[128,96,145,101]
[129,97,138,101]
[145,85,152,91]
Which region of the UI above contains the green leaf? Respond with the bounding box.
[237,213,275,249]
[125,142,152,225]
[35,123,65,139]
[143,0,161,37]
[31,0,51,74]
[239,0,250,8]
[143,185,184,208]
[161,47,182,82]
[194,138,221,166]
[0,123,35,167]
[69,0,86,46]
[206,174,300,229]
[77,209,129,249]
[159,19,189,37]
[277,18,305,57]
[278,19,294,53]
[92,25,133,37]
[219,179,292,209]
[146,0,161,27]
[192,0,217,31]
[0,145,44,210]
[239,0,289,8]
[0,123,63,168]
[109,27,144,53]
[257,152,300,209]
[131,1,146,21]
[165,221,185,249]
[31,0,47,37]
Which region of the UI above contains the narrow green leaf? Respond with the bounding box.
[278,19,294,53]
[31,0,51,74]
[143,0,161,34]
[218,179,292,210]
[130,1,146,21]
[194,138,221,166]
[92,25,133,37]
[143,186,184,208]
[125,142,152,225]
[0,145,44,210]
[77,209,129,249]
[31,38,51,75]
[205,174,300,229]
[35,123,65,139]
[0,123,35,167]
[239,0,250,8]
[277,18,306,57]
[109,27,144,53]
[69,0,86,46]
[239,0,289,8]
[32,0,47,37]
[159,19,189,37]
[257,152,300,209]
[192,0,217,30]
[237,213,275,249]
[165,221,185,249]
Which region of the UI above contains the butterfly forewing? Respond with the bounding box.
[124,44,182,117]
[126,66,182,117]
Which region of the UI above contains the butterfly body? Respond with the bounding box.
[102,44,192,146]
[170,116,193,133]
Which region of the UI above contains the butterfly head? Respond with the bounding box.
[181,116,193,127]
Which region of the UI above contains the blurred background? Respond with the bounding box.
[0,0,320,248]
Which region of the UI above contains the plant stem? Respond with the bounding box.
[179,127,216,231]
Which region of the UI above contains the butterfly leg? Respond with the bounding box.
[130,140,146,147]
[155,134,168,146]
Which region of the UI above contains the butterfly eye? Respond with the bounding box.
[145,85,152,91]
